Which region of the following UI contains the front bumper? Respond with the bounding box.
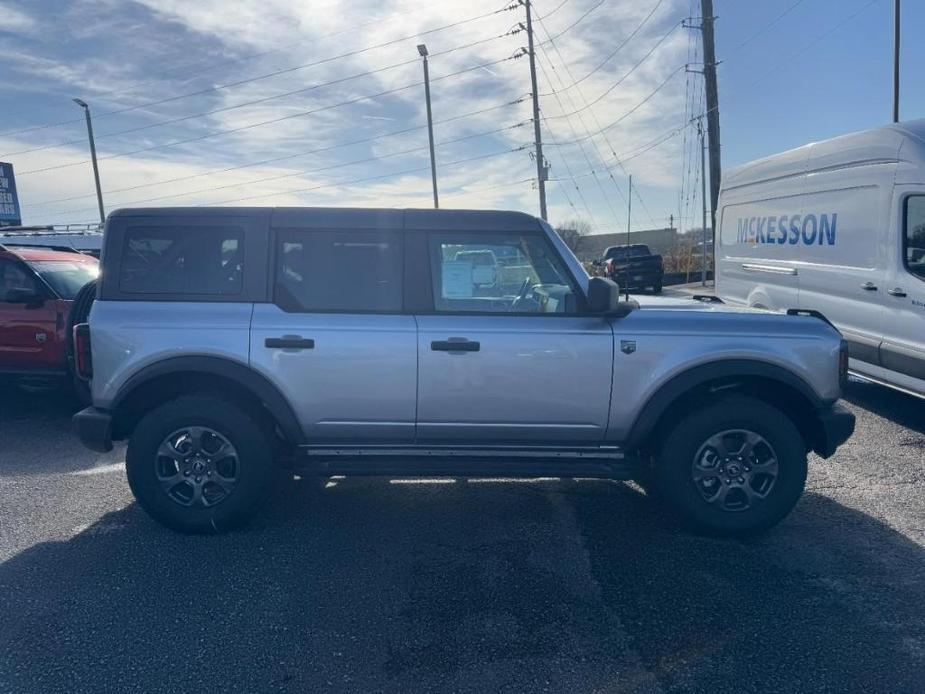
[814,403,855,458]
[73,407,114,453]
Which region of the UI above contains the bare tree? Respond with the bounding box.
[554,218,592,253]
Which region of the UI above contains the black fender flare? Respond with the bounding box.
[112,356,305,444]
[624,359,826,448]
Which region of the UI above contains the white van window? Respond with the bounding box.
[905,196,925,281]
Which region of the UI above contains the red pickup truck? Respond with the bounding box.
[0,245,98,393]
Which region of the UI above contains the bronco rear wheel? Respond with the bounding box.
[656,395,807,537]
[126,395,275,533]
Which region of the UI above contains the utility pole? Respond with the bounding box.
[700,0,720,236]
[625,174,632,301]
[417,44,439,208]
[524,0,548,220]
[699,119,707,286]
[73,98,105,224]
[893,0,900,123]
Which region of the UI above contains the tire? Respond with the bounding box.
[652,280,662,294]
[126,395,276,533]
[654,395,807,537]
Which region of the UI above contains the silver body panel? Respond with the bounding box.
[90,301,254,409]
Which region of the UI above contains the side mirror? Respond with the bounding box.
[587,277,621,313]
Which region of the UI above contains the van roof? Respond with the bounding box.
[722,118,925,192]
[107,207,543,232]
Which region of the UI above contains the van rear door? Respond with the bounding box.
[795,169,889,368]
[878,191,925,386]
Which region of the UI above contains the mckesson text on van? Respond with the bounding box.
[736,214,837,246]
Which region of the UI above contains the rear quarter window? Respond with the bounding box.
[119,226,244,295]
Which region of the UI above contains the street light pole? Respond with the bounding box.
[893,0,900,123]
[73,98,105,224]
[417,44,439,209]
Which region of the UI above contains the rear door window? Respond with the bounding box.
[119,226,244,295]
[274,229,403,312]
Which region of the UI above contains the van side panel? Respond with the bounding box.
[793,172,891,363]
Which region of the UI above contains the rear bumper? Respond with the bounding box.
[814,403,855,458]
[73,407,114,453]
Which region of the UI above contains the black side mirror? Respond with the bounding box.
[587,277,621,313]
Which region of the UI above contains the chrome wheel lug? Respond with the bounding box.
[183,470,190,476]
[724,478,731,485]
[738,476,744,483]
[195,476,202,483]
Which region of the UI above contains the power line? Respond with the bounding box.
[735,0,809,51]
[540,0,665,95]
[545,66,684,145]
[17,52,527,177]
[535,47,623,230]
[38,122,530,217]
[537,0,606,45]
[24,97,529,209]
[742,0,883,92]
[0,4,519,138]
[535,0,667,227]
[0,7,432,129]
[41,146,530,221]
[540,19,682,114]
[3,31,520,158]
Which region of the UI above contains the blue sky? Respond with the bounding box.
[0,0,921,233]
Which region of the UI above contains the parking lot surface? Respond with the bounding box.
[0,382,923,693]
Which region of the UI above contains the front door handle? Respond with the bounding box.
[431,338,480,352]
[265,336,315,350]
[887,288,907,298]
[860,281,878,291]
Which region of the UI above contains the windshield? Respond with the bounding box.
[28,259,99,299]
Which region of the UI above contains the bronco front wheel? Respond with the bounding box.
[656,395,808,537]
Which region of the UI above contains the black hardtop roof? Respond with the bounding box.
[108,207,543,232]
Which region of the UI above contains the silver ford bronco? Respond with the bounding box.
[73,207,854,535]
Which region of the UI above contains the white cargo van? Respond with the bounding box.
[716,120,925,398]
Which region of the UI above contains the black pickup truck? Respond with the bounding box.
[601,244,664,293]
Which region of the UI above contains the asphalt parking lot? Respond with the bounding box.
[0,382,923,693]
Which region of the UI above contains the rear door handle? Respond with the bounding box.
[265,336,315,350]
[860,282,878,291]
[887,288,907,298]
[431,338,480,352]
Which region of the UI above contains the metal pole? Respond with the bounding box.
[699,119,707,286]
[893,0,900,123]
[74,99,105,223]
[625,174,631,301]
[524,0,548,220]
[700,0,721,237]
[418,45,439,208]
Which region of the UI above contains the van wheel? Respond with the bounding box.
[126,395,275,534]
[652,281,662,294]
[656,395,807,537]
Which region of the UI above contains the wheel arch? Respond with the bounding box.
[110,356,304,446]
[626,359,829,454]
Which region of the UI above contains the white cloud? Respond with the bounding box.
[0,2,36,33]
[4,0,693,231]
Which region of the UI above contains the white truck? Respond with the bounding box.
[716,119,925,398]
